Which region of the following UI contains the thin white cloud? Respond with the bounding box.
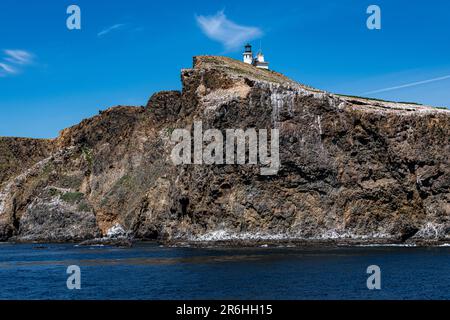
[0,49,34,77]
[364,74,450,95]
[4,49,33,65]
[97,24,126,37]
[196,11,262,51]
[0,62,17,76]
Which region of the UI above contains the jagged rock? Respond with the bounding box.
[0,137,53,184]
[146,91,182,122]
[0,56,449,245]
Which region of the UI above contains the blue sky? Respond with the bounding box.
[1,0,449,138]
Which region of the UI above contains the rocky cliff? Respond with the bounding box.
[1,56,449,245]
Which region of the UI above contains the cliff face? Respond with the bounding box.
[0,56,449,244]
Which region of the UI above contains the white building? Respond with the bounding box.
[242,43,269,70]
[243,43,253,64]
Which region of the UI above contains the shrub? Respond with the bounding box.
[61,192,84,203]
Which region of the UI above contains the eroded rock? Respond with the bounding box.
[0,56,449,245]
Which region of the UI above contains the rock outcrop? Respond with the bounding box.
[0,56,449,245]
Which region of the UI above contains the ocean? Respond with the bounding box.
[0,242,448,300]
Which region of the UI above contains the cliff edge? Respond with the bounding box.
[0,56,449,245]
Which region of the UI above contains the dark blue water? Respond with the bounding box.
[0,242,448,299]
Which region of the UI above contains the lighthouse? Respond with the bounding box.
[242,43,269,70]
[243,43,253,64]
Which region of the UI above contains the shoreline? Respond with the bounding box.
[2,237,449,248]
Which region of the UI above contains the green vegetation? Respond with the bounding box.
[48,187,61,197]
[337,93,448,109]
[397,101,422,105]
[59,174,83,189]
[42,162,54,175]
[116,174,135,189]
[335,93,423,105]
[61,191,84,203]
[77,202,90,212]
[100,196,109,206]
[166,127,174,136]
[98,174,138,208]
[81,146,94,167]
[198,56,293,85]
[48,188,85,205]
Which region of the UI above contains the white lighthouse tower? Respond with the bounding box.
[243,43,253,64]
[242,43,269,69]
